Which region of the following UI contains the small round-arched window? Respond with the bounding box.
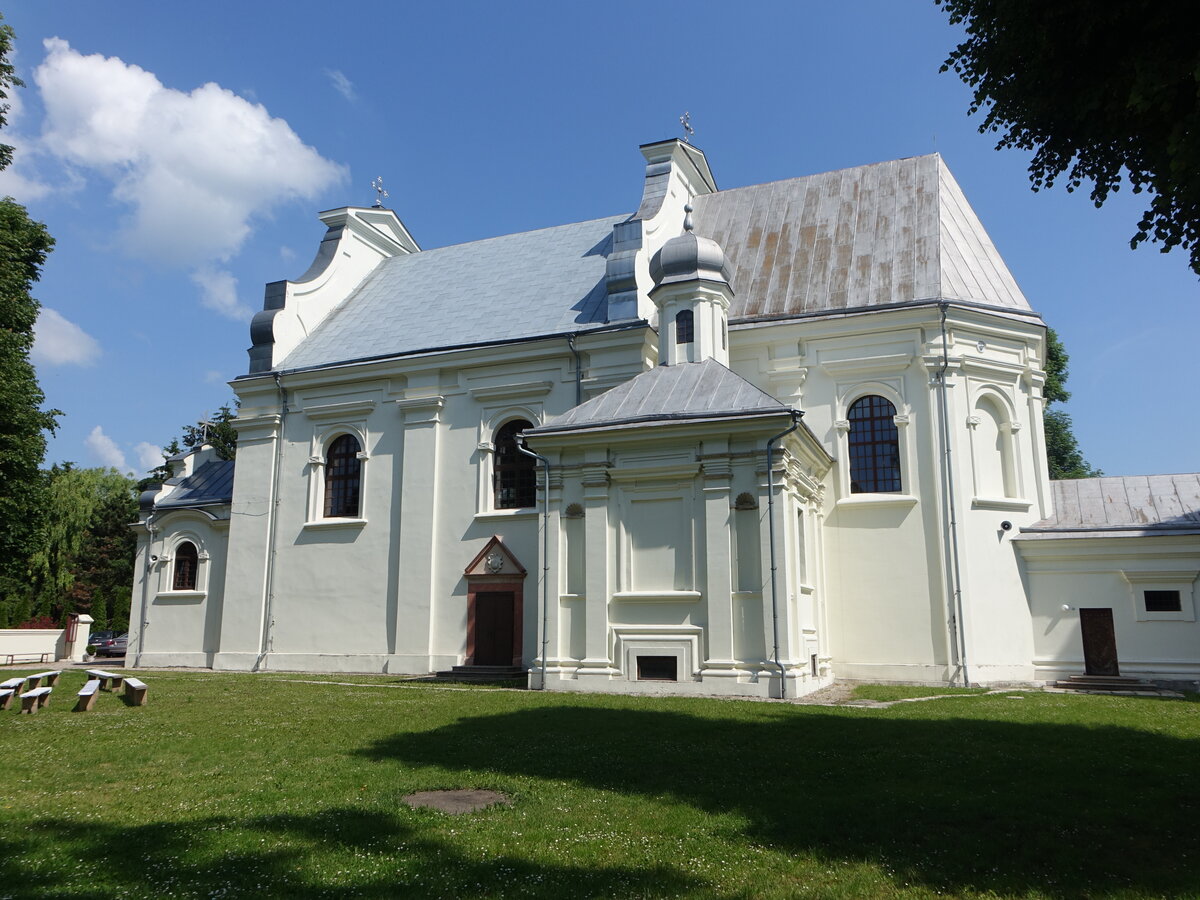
[173,541,199,591]
[493,420,536,509]
[324,433,363,518]
[676,309,694,344]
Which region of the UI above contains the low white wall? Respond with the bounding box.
[0,629,62,663]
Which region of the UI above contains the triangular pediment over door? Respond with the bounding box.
[464,535,527,579]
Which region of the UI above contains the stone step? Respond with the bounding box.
[1053,674,1161,693]
[432,665,526,684]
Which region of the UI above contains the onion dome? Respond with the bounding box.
[649,204,732,288]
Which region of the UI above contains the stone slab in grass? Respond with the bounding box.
[403,789,511,814]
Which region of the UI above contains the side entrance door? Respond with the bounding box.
[1079,608,1120,676]
[473,591,515,666]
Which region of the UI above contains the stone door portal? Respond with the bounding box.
[463,536,526,668]
[1079,608,1119,676]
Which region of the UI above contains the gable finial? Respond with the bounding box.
[683,202,694,232]
[370,176,389,208]
[679,111,694,144]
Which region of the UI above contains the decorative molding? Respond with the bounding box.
[301,399,377,421]
[468,380,554,402]
[820,353,913,377]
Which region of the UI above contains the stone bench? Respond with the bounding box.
[123,677,148,706]
[0,687,14,710]
[75,679,101,712]
[25,670,61,690]
[86,669,124,691]
[0,676,25,694]
[19,686,52,714]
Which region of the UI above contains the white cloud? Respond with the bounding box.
[32,37,346,287]
[191,265,250,319]
[85,426,130,473]
[326,69,356,102]
[31,308,101,365]
[134,441,164,472]
[0,81,53,200]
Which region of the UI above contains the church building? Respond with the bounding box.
[129,139,1200,696]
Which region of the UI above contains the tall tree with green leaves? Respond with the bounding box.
[937,1,1200,275]
[1042,327,1101,480]
[0,14,58,622]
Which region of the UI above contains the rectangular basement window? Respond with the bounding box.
[1144,590,1183,613]
[636,655,678,682]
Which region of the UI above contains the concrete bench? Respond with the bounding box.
[123,677,148,706]
[75,679,101,712]
[0,688,14,710]
[25,670,61,690]
[86,669,124,691]
[19,686,52,714]
[0,676,25,693]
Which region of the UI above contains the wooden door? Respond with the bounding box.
[1079,608,1119,676]
[474,591,515,666]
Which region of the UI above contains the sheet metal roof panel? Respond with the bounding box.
[691,155,1032,319]
[280,214,629,371]
[156,460,235,509]
[529,359,789,433]
[1024,474,1200,533]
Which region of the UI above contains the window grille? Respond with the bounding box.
[173,541,198,591]
[493,420,536,509]
[324,433,362,517]
[848,395,902,493]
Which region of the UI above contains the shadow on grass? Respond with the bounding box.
[0,807,708,899]
[356,704,1200,898]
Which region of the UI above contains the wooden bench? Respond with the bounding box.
[25,670,61,690]
[0,688,14,710]
[75,679,101,712]
[86,669,125,691]
[2,652,50,665]
[19,686,52,714]
[123,677,148,706]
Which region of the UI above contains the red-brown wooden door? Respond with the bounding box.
[1080,608,1120,676]
[473,591,515,665]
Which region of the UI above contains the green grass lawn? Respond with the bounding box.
[2,671,1198,899]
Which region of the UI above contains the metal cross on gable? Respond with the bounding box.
[679,111,694,144]
[371,176,389,208]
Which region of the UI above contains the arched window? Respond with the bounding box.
[848,395,901,493]
[493,420,535,509]
[324,433,362,517]
[173,541,198,591]
[675,309,694,344]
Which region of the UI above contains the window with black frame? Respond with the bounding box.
[493,420,536,509]
[847,395,902,493]
[324,433,362,517]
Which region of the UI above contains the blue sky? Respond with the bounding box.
[4,1,1196,478]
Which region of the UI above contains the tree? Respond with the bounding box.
[145,402,239,486]
[26,466,137,628]
[0,14,57,620]
[1042,327,1101,480]
[937,1,1200,275]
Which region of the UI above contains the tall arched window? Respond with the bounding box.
[848,395,901,493]
[675,309,694,344]
[324,433,362,517]
[173,541,198,591]
[493,420,536,509]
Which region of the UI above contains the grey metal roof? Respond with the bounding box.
[691,154,1032,320]
[1019,474,1200,538]
[156,460,235,509]
[527,359,789,434]
[279,214,629,371]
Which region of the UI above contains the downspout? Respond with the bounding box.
[132,511,156,668]
[256,372,288,671]
[566,335,583,407]
[517,439,551,690]
[936,302,970,686]
[767,410,803,699]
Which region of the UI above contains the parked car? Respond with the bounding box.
[95,633,128,657]
[88,630,116,649]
